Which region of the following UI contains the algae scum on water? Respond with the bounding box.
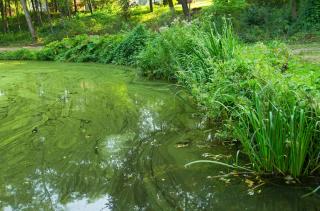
[0,61,318,210]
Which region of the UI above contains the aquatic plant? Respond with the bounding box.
[236,87,320,177]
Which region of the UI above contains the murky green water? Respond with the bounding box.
[0,61,319,211]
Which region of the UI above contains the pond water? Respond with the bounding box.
[0,61,318,211]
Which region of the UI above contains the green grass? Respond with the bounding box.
[236,89,319,177]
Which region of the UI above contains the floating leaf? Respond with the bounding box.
[245,179,254,188]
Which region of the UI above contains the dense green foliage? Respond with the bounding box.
[8,25,151,66]
[1,0,319,46]
[205,0,320,42]
[0,49,37,60]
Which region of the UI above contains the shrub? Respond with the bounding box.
[109,25,151,65]
[36,34,124,63]
[10,25,149,66]
[54,35,101,62]
[94,35,125,63]
[138,22,197,79]
[0,49,37,60]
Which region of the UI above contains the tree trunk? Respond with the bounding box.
[34,0,42,25]
[14,0,21,30]
[30,0,35,12]
[66,0,71,17]
[20,0,36,41]
[180,0,190,19]
[291,0,297,20]
[53,0,57,12]
[8,0,12,16]
[168,0,174,14]
[0,0,7,32]
[73,0,77,13]
[45,0,52,32]
[3,0,9,31]
[39,0,43,14]
[87,0,93,14]
[149,0,153,12]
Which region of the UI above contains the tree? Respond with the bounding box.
[73,0,77,13]
[119,0,129,20]
[149,0,153,12]
[180,0,190,19]
[20,0,37,41]
[45,0,53,32]
[84,0,93,14]
[291,0,298,20]
[34,0,43,25]
[168,0,174,14]
[0,0,8,32]
[14,0,21,30]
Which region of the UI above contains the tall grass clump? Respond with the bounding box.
[138,22,197,80]
[236,86,320,177]
[0,49,37,60]
[175,19,255,120]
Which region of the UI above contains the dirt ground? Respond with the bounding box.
[290,43,320,64]
[0,46,43,52]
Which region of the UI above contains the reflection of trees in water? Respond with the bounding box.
[0,80,137,209]
[107,129,215,210]
[0,76,202,210]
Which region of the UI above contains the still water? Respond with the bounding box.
[0,61,318,211]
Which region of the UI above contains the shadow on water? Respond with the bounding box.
[0,61,319,211]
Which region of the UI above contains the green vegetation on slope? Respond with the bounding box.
[1,0,320,46]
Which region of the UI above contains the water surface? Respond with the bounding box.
[0,61,318,211]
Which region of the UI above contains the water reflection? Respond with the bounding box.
[0,61,318,211]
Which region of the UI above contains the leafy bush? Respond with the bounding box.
[0,49,37,60]
[206,0,319,42]
[138,22,197,79]
[94,35,125,63]
[210,0,248,15]
[109,25,151,65]
[5,25,149,66]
